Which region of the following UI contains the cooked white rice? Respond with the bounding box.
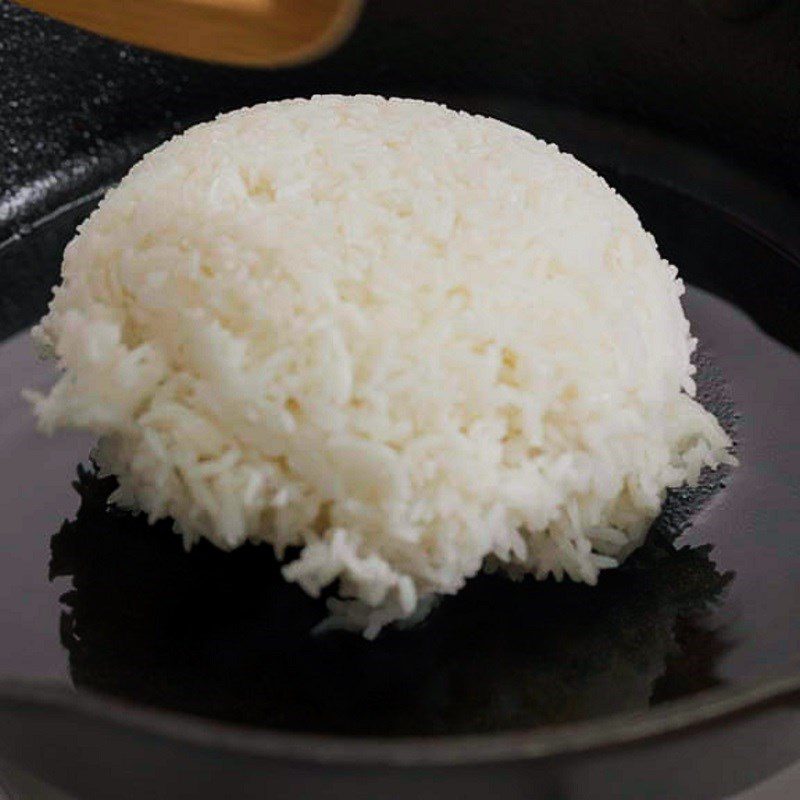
[27,95,734,637]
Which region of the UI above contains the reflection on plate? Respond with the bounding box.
[50,349,735,736]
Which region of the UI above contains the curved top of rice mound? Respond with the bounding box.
[29,95,733,637]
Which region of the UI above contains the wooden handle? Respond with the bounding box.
[13,0,364,67]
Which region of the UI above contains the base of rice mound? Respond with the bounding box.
[28,95,734,637]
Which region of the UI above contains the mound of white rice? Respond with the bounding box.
[28,95,734,637]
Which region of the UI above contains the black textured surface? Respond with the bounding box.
[2,0,800,242]
[0,192,102,341]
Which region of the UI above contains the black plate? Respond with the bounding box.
[1,97,800,800]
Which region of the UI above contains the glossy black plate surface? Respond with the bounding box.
[1,97,800,800]
[1,121,799,738]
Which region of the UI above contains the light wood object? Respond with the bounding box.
[12,0,364,67]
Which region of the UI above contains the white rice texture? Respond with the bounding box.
[29,95,734,637]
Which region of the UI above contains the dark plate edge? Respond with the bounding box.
[1,674,800,766]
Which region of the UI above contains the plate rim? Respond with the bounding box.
[2,673,800,766]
